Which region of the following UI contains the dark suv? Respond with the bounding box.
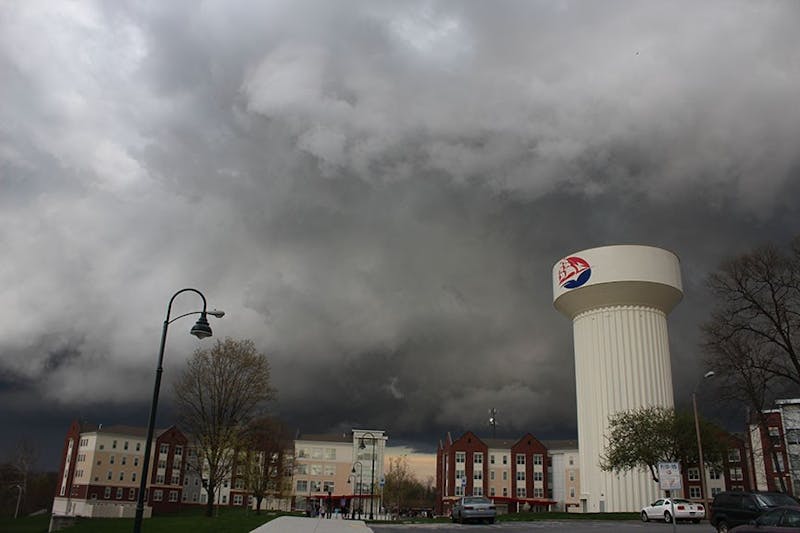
[710,491,799,532]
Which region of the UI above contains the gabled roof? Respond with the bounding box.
[295,433,353,443]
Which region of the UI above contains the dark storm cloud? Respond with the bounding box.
[1,0,799,467]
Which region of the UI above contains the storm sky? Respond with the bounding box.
[2,0,799,470]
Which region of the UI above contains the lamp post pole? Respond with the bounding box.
[693,370,715,512]
[347,474,357,519]
[359,432,378,520]
[132,288,223,533]
[351,462,363,519]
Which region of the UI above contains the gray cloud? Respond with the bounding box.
[1,0,799,467]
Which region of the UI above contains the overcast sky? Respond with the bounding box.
[2,0,799,470]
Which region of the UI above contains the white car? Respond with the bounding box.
[641,498,706,523]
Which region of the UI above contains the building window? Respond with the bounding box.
[160,444,169,454]
[732,485,744,491]
[119,472,125,481]
[689,486,701,498]
[516,471,525,481]
[490,471,495,481]
[569,471,575,482]
[688,468,700,481]
[730,467,744,481]
[516,454,525,465]
[121,456,127,465]
[116,488,123,499]
[490,487,496,496]
[455,485,464,496]
[503,471,508,481]
[534,471,543,481]
[172,474,181,485]
[157,474,165,484]
[113,440,117,449]
[569,457,574,466]
[110,456,115,464]
[310,464,322,476]
[534,487,544,498]
[775,455,786,473]
[324,465,336,476]
[175,445,183,456]
[490,455,495,465]
[158,460,167,469]
[107,471,112,481]
[134,457,139,467]
[129,488,136,500]
[456,452,466,464]
[710,469,721,480]
[310,481,321,492]
[104,487,111,499]
[325,448,336,460]
[473,486,483,496]
[153,490,163,502]
[728,448,741,462]
[136,442,141,451]
[124,441,129,450]
[533,454,543,465]
[233,494,243,506]
[169,490,179,502]
[474,470,483,480]
[516,487,526,498]
[503,487,508,497]
[296,480,308,492]
[569,487,575,498]
[296,464,308,475]
[711,487,722,496]
[474,452,483,464]
[311,448,323,459]
[132,472,137,482]
[502,455,508,465]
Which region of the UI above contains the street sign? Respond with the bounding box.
[658,462,682,491]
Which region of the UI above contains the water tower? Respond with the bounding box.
[552,245,683,512]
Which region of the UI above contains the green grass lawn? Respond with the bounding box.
[0,508,294,533]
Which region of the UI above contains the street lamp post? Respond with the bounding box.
[347,473,357,519]
[351,462,363,519]
[132,288,224,533]
[693,370,715,512]
[359,433,378,520]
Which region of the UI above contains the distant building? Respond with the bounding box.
[291,429,387,517]
[543,440,580,511]
[436,431,555,516]
[52,420,186,519]
[747,398,800,495]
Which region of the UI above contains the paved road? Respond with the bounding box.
[372,520,716,533]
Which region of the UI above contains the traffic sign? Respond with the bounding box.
[658,462,682,491]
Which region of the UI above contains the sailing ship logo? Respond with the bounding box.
[557,256,592,289]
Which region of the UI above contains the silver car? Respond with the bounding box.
[451,496,497,524]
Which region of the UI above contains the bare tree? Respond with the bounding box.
[703,236,800,491]
[174,338,275,517]
[243,417,294,514]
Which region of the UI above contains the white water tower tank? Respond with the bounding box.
[552,245,683,513]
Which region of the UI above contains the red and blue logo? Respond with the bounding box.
[558,256,591,289]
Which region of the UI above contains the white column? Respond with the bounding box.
[573,305,674,512]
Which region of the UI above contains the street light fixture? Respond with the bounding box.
[351,461,363,519]
[359,432,379,520]
[693,370,715,511]
[132,288,223,533]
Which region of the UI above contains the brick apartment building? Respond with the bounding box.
[747,398,800,495]
[436,431,556,516]
[52,420,187,519]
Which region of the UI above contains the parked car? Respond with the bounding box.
[641,498,705,523]
[451,496,497,524]
[711,491,799,533]
[729,506,800,532]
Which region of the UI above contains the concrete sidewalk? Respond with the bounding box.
[250,516,373,533]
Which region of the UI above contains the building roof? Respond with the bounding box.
[295,432,353,443]
[541,439,579,451]
[82,424,174,438]
[483,438,520,448]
